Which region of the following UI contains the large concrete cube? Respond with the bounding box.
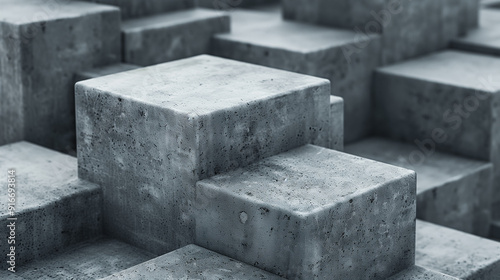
[195,144,416,279]
[76,55,332,254]
[81,0,195,19]
[0,0,121,153]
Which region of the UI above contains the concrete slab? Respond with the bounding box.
[122,8,229,66]
[212,9,381,142]
[76,55,332,254]
[0,0,121,153]
[76,63,140,81]
[388,266,459,280]
[80,0,195,19]
[0,142,102,268]
[195,144,416,279]
[346,137,493,237]
[103,244,284,279]
[416,220,500,279]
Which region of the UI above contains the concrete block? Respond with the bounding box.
[76,55,331,254]
[103,244,284,279]
[197,0,280,9]
[491,219,500,240]
[80,0,195,19]
[122,8,229,66]
[15,238,154,279]
[0,142,102,268]
[195,144,416,279]
[0,0,121,154]
[330,96,344,151]
[388,266,459,280]
[416,220,500,279]
[75,63,140,81]
[346,137,493,237]
[212,9,381,142]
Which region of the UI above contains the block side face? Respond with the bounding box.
[491,92,500,220]
[330,96,344,151]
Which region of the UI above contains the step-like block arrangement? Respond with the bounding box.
[212,9,381,142]
[195,144,416,279]
[122,8,229,66]
[388,266,459,280]
[345,137,493,237]
[81,0,195,19]
[0,142,101,268]
[103,244,284,279]
[0,0,121,153]
[282,0,478,65]
[330,96,344,151]
[75,63,140,82]
[416,220,500,279]
[76,55,332,254]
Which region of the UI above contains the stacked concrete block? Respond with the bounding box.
[346,137,493,237]
[0,0,121,153]
[80,0,195,19]
[196,144,416,279]
[196,0,280,9]
[76,55,333,254]
[212,9,381,142]
[75,63,140,82]
[0,142,101,268]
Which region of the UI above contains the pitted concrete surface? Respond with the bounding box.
[76,63,141,81]
[196,144,416,279]
[346,137,493,236]
[103,244,284,279]
[388,266,459,280]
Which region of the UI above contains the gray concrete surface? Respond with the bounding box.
[76,55,332,254]
[122,8,229,66]
[76,63,141,81]
[195,144,416,279]
[330,96,344,151]
[103,244,284,279]
[80,0,195,19]
[388,266,459,280]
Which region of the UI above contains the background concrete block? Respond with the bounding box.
[75,63,140,81]
[76,55,331,254]
[195,144,416,279]
[80,0,195,19]
[196,0,280,9]
[0,0,121,154]
[330,96,344,151]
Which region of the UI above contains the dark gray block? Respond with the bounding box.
[80,0,195,19]
[196,144,416,279]
[388,266,459,280]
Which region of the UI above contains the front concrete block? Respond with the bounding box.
[416,220,500,279]
[0,142,102,268]
[330,96,344,151]
[81,0,195,19]
[388,266,459,280]
[103,244,284,279]
[122,8,229,66]
[212,10,381,142]
[76,55,332,254]
[0,0,121,153]
[346,137,493,237]
[195,144,416,279]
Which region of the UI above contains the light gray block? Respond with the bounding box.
[330,96,344,151]
[0,142,102,268]
[103,244,284,279]
[388,266,459,280]
[346,137,493,237]
[195,144,416,279]
[212,9,381,142]
[76,55,331,254]
[75,63,140,81]
[122,8,229,66]
[80,0,195,19]
[416,220,500,280]
[0,0,121,154]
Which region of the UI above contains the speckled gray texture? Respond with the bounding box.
[76,63,140,81]
[122,8,229,66]
[80,0,195,19]
[282,0,478,65]
[13,237,155,279]
[388,266,459,280]
[103,244,284,279]
[0,142,102,268]
[212,9,381,142]
[0,0,121,154]
[76,55,331,254]
[416,220,500,280]
[195,144,416,279]
[346,137,493,237]
[330,96,344,151]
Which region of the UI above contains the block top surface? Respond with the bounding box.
[377,50,500,93]
[197,144,415,214]
[103,244,284,279]
[0,0,118,25]
[388,266,459,280]
[345,137,492,194]
[76,55,330,116]
[0,142,99,215]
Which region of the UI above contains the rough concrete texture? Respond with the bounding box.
[122,8,229,66]
[212,9,381,142]
[0,142,102,268]
[195,144,416,279]
[330,96,344,151]
[12,237,155,279]
[388,266,459,280]
[75,63,140,81]
[76,55,332,254]
[416,220,500,280]
[346,137,493,237]
[282,0,479,65]
[80,0,195,19]
[373,50,500,216]
[0,0,121,154]
[103,244,284,279]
